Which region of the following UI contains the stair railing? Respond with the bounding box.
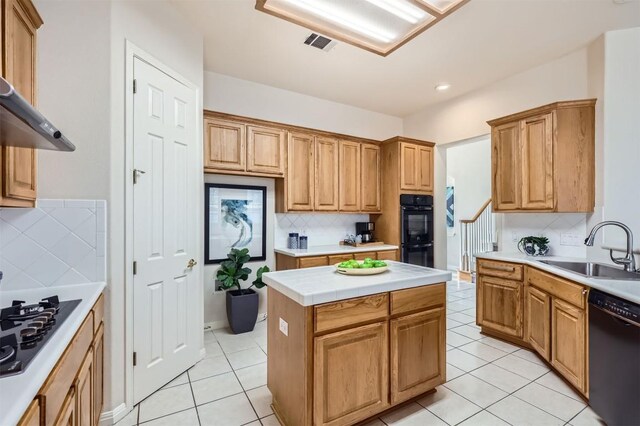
[460,199,496,273]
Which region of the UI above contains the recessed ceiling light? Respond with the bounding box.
[435,83,451,91]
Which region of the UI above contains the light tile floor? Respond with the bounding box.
[117,279,607,426]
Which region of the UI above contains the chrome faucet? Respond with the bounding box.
[585,221,637,272]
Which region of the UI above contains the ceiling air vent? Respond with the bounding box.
[303,33,336,52]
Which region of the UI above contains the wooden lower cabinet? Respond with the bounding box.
[276,250,399,270]
[390,307,445,404]
[55,389,76,426]
[92,324,105,426]
[18,399,40,426]
[75,348,94,426]
[314,322,389,426]
[525,286,551,361]
[376,250,398,261]
[353,251,377,261]
[298,256,329,269]
[551,298,587,393]
[477,275,523,338]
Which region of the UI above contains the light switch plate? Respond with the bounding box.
[279,318,288,336]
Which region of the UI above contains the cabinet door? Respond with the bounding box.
[400,143,419,190]
[55,388,76,426]
[551,299,586,393]
[360,144,381,212]
[17,399,40,426]
[203,118,246,171]
[2,0,39,204]
[418,146,433,192]
[92,324,104,426]
[314,322,389,426]
[521,113,554,210]
[492,122,520,210]
[338,141,360,212]
[75,348,94,426]
[477,275,523,338]
[246,125,285,175]
[390,307,445,405]
[287,132,315,211]
[525,286,551,361]
[314,137,339,211]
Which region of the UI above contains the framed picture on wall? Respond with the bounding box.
[205,183,267,264]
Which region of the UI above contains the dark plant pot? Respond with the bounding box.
[226,289,259,334]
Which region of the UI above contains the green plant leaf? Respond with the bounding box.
[251,265,270,289]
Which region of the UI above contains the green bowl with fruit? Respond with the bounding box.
[335,258,389,275]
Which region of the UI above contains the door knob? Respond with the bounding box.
[187,259,197,269]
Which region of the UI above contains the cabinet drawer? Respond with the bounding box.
[376,250,398,261]
[478,259,523,280]
[354,251,377,260]
[298,256,328,268]
[527,267,587,309]
[40,311,94,424]
[390,283,445,316]
[315,294,388,333]
[327,254,353,264]
[92,294,104,333]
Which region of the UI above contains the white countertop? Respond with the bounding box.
[274,244,399,257]
[475,252,640,304]
[263,261,451,306]
[0,282,106,426]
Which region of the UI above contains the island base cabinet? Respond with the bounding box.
[551,299,587,393]
[314,322,389,426]
[390,307,445,405]
[477,275,523,338]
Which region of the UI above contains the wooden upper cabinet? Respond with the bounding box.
[477,275,523,338]
[521,113,554,210]
[399,142,418,190]
[204,118,246,171]
[488,100,595,212]
[287,132,315,211]
[361,144,381,212]
[1,0,42,207]
[339,140,360,212]
[246,125,285,176]
[418,146,433,192]
[492,122,521,210]
[314,322,389,426]
[314,137,339,211]
[390,307,445,405]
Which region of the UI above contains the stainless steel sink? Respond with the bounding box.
[539,260,640,281]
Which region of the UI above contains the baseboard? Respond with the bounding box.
[99,402,128,425]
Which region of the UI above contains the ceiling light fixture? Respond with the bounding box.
[283,0,396,43]
[365,0,428,24]
[435,83,451,91]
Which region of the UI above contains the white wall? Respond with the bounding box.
[34,0,204,419]
[445,137,491,270]
[204,71,403,140]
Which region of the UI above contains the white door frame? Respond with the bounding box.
[123,40,204,415]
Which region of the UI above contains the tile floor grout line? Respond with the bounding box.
[186,370,203,426]
[220,340,263,423]
[137,406,198,425]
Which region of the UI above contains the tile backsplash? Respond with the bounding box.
[500,213,587,257]
[0,199,106,290]
[275,213,369,247]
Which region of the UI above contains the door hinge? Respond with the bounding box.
[133,79,137,94]
[133,261,137,275]
[133,352,137,366]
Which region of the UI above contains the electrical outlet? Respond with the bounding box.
[512,232,519,242]
[279,318,288,336]
[214,280,224,292]
[560,232,584,246]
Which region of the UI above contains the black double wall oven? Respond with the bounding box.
[400,194,434,267]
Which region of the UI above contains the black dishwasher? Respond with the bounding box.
[588,289,640,426]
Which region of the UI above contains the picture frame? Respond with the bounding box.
[205,183,267,264]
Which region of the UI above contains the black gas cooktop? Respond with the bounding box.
[0,296,81,377]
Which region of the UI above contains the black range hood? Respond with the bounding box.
[0,76,75,152]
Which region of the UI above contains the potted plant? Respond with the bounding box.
[215,248,270,334]
[518,236,550,256]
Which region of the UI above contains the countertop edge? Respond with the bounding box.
[274,244,399,258]
[0,282,106,426]
[475,252,640,304]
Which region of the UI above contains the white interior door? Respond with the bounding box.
[132,56,200,403]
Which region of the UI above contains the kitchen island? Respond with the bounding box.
[263,261,451,426]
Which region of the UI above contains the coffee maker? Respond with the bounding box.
[356,222,375,243]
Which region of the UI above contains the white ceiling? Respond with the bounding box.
[172,0,640,117]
